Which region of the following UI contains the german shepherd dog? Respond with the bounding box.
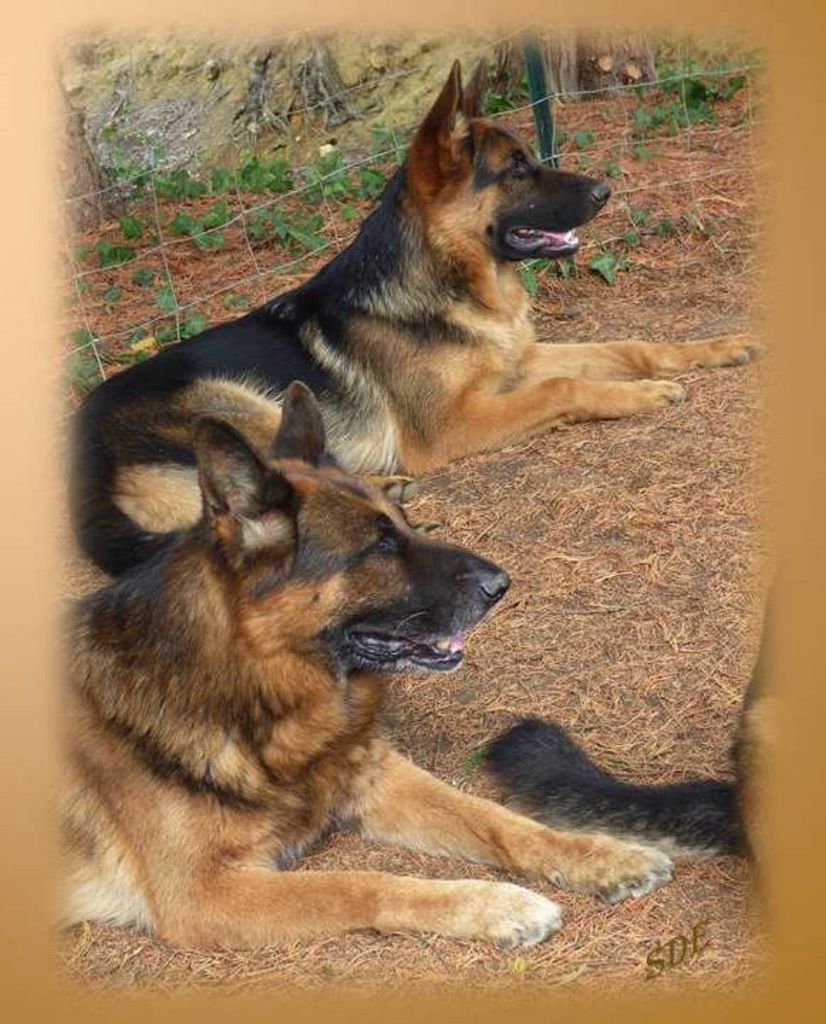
[486,601,774,863]
[61,383,674,950]
[70,61,759,577]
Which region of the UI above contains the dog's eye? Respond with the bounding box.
[510,151,531,176]
[374,515,402,555]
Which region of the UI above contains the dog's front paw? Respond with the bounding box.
[693,335,765,368]
[639,380,687,407]
[368,474,421,503]
[551,837,673,904]
[451,880,563,948]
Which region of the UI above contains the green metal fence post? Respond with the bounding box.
[521,33,557,167]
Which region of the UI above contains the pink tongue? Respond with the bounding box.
[449,636,464,652]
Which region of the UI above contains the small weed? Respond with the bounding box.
[304,151,351,204]
[154,285,176,315]
[572,128,595,150]
[652,216,676,236]
[632,59,748,139]
[67,348,102,393]
[249,208,325,253]
[356,166,387,200]
[517,260,546,297]
[155,168,208,201]
[588,249,630,286]
[118,216,144,241]
[180,313,209,339]
[102,284,122,304]
[235,151,293,194]
[223,293,252,310]
[96,239,136,269]
[169,202,230,251]
[131,267,156,287]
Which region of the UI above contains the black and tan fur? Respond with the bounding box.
[62,383,676,951]
[486,601,774,863]
[70,60,760,577]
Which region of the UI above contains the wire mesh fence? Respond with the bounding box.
[61,34,765,398]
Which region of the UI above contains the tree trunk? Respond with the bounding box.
[545,31,655,99]
[61,88,115,232]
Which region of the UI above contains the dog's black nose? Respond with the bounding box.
[479,567,510,605]
[590,182,611,207]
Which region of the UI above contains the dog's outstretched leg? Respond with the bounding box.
[154,868,563,950]
[353,747,673,905]
[522,335,764,383]
[401,375,686,471]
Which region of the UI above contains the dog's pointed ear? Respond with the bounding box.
[270,381,327,465]
[195,418,292,520]
[463,59,488,120]
[407,60,470,195]
[423,59,464,137]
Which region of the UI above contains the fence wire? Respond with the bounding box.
[62,42,765,391]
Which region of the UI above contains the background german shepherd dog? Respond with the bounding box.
[62,383,674,950]
[70,60,760,577]
[486,603,774,863]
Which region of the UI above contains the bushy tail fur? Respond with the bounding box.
[69,394,184,576]
[486,718,744,858]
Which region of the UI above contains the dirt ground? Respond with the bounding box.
[59,67,770,996]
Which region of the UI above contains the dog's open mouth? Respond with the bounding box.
[348,630,465,671]
[505,227,579,257]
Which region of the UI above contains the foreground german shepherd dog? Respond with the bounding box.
[62,383,674,950]
[71,60,759,577]
[486,604,773,862]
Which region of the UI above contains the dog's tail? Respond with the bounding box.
[486,718,744,858]
[69,391,186,576]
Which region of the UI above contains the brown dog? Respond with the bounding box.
[70,60,758,577]
[61,383,673,950]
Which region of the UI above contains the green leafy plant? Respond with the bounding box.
[356,166,387,200]
[154,285,176,315]
[131,267,156,287]
[180,312,209,339]
[118,216,144,241]
[588,249,630,286]
[235,151,293,194]
[168,202,229,251]
[572,128,595,149]
[95,239,136,269]
[248,207,325,252]
[154,168,208,201]
[67,348,102,394]
[632,59,748,138]
[517,259,547,297]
